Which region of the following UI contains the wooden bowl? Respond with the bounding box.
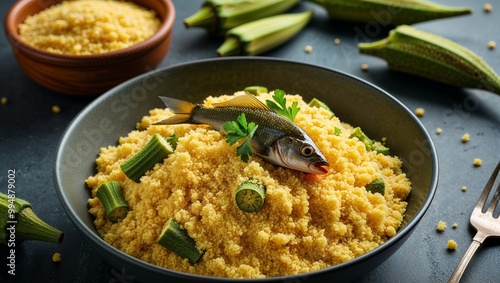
[4,0,175,96]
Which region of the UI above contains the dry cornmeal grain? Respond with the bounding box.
[484,3,493,13]
[52,105,61,114]
[447,239,457,250]
[86,91,411,278]
[488,41,496,50]
[52,252,61,262]
[19,0,161,55]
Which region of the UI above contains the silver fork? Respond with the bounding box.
[448,160,500,283]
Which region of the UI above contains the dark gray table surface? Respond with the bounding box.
[1,0,500,282]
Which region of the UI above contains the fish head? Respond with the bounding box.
[274,136,329,174]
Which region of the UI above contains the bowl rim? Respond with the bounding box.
[4,0,175,62]
[54,57,439,281]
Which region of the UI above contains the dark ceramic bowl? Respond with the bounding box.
[54,58,438,282]
[4,0,175,96]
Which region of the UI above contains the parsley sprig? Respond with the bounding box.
[265,89,300,121]
[223,113,258,163]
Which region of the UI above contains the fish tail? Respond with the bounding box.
[155,96,197,125]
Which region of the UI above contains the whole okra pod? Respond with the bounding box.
[185,0,300,35]
[217,10,313,56]
[307,0,471,25]
[359,25,500,95]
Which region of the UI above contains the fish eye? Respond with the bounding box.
[301,145,315,157]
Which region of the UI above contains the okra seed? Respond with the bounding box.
[447,239,457,250]
[461,133,470,143]
[436,220,446,232]
[473,158,482,167]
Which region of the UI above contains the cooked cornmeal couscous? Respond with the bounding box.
[86,91,411,278]
[18,0,161,55]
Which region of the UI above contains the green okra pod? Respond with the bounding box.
[359,25,500,95]
[185,0,300,35]
[307,0,471,25]
[120,133,174,183]
[217,10,313,56]
[157,218,204,264]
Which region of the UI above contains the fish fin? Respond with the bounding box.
[213,92,271,110]
[155,96,197,125]
[249,139,267,154]
[159,96,197,114]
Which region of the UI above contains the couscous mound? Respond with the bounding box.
[86,91,411,278]
[19,0,161,55]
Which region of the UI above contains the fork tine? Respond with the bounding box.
[478,161,500,213]
[486,183,500,214]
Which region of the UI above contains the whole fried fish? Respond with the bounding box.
[156,93,329,174]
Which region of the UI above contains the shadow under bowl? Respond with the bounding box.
[54,57,438,282]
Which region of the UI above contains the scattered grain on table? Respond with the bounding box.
[1,97,7,106]
[461,186,467,192]
[304,45,313,53]
[334,38,341,45]
[473,158,482,167]
[437,220,447,232]
[461,133,470,143]
[484,3,493,13]
[452,223,458,229]
[52,252,61,262]
[447,239,457,250]
[415,108,425,117]
[361,64,369,72]
[436,128,443,135]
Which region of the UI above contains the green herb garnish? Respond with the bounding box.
[223,113,258,163]
[266,89,300,121]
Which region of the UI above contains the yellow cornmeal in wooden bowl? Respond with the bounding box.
[18,0,161,55]
[86,91,411,278]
